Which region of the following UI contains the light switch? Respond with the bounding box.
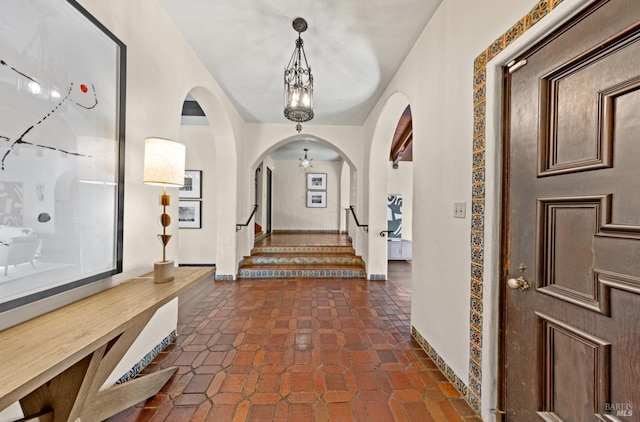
[453,202,466,218]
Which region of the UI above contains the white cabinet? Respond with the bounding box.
[387,240,412,260]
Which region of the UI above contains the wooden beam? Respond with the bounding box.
[390,124,413,166]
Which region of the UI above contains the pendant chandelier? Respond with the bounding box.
[299,148,313,168]
[284,17,314,133]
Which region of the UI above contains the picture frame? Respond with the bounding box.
[387,194,403,239]
[307,173,327,190]
[306,191,327,208]
[0,0,126,312]
[179,170,202,199]
[179,201,202,229]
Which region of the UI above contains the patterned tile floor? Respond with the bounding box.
[108,235,480,421]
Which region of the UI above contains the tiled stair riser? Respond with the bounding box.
[242,255,363,266]
[239,244,366,279]
[238,268,366,278]
[251,246,354,254]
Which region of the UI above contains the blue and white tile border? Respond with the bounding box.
[468,0,565,412]
[115,329,177,385]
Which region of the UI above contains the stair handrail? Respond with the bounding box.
[348,205,368,232]
[236,204,259,232]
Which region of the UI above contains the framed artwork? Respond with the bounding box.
[179,170,202,199]
[307,191,327,208]
[307,173,327,190]
[179,201,202,229]
[0,0,126,312]
[387,194,403,239]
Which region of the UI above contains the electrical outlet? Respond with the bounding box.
[453,202,466,218]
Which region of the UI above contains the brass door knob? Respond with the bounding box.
[507,276,530,291]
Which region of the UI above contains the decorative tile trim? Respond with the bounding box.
[243,256,362,265]
[238,268,366,279]
[468,0,565,414]
[253,246,355,254]
[369,274,386,281]
[412,326,469,398]
[115,330,177,385]
[215,274,234,281]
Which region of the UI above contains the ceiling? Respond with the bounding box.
[158,0,442,127]
[270,139,342,162]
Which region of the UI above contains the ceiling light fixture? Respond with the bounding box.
[299,148,313,168]
[284,17,314,134]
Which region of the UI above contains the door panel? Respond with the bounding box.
[505,1,640,420]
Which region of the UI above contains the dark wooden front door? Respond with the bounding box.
[504,1,640,420]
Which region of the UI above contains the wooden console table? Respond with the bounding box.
[0,266,214,422]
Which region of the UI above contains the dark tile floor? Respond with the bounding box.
[108,235,480,421]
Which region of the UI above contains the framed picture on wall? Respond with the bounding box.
[387,194,403,238]
[179,170,202,199]
[0,0,126,312]
[307,191,327,208]
[307,173,327,190]
[178,201,202,228]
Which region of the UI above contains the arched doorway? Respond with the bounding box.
[176,88,238,279]
[367,92,411,279]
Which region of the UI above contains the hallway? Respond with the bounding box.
[109,235,479,421]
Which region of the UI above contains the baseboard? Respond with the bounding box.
[178,263,216,267]
[254,232,269,242]
[272,229,341,234]
[411,326,479,414]
[115,330,177,385]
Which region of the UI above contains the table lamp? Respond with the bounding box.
[143,137,186,283]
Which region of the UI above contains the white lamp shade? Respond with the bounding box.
[143,137,186,186]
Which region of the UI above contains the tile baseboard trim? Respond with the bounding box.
[115,329,177,385]
[411,326,479,414]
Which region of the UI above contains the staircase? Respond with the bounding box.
[238,242,366,279]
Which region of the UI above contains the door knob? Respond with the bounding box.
[507,276,530,291]
[507,263,530,291]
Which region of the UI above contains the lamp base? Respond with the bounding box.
[154,260,175,283]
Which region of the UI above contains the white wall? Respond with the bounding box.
[178,124,217,265]
[387,161,413,241]
[272,160,342,231]
[339,161,351,233]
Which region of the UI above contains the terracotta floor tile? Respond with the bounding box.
[328,402,355,421]
[292,373,314,392]
[182,374,214,394]
[439,382,462,398]
[173,393,206,406]
[366,401,395,422]
[403,401,436,422]
[107,234,479,422]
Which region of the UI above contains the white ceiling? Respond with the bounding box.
[270,139,342,162]
[158,0,442,127]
